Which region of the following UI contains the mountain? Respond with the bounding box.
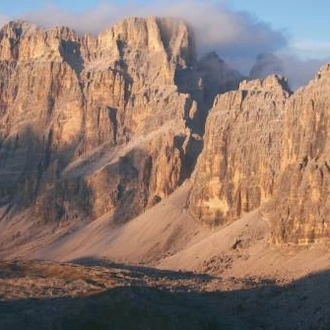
[0,16,330,257]
[0,18,240,227]
[189,74,291,226]
[189,63,330,245]
[1,16,330,330]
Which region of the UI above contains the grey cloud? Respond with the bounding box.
[2,0,328,89]
[21,1,288,71]
[248,52,330,89]
[160,2,288,58]
[249,53,285,80]
[281,55,330,89]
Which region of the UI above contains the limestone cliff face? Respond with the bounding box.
[270,64,330,244]
[4,17,330,248]
[0,17,201,224]
[189,64,330,245]
[188,75,291,225]
[0,22,84,210]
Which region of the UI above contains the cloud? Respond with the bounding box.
[281,55,330,89]
[249,53,285,80]
[20,3,126,34]
[0,14,9,28]
[3,0,329,88]
[149,1,288,74]
[248,52,330,89]
[161,3,286,53]
[19,0,288,73]
[289,39,330,59]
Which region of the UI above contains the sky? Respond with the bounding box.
[230,1,330,58]
[0,0,329,88]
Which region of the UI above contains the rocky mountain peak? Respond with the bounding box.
[239,74,292,94]
[0,16,209,227]
[195,51,243,108]
[315,62,330,80]
[0,20,38,37]
[156,17,196,67]
[98,16,196,69]
[1,15,330,251]
[0,20,81,63]
[0,20,39,60]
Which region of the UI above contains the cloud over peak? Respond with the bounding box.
[0,0,328,88]
[19,1,288,71]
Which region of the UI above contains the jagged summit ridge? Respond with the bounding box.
[99,17,196,67]
[188,61,330,244]
[0,19,39,36]
[239,74,292,94]
[0,17,196,84]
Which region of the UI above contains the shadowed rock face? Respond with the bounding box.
[0,17,241,225]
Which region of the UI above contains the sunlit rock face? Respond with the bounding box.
[0,17,241,225]
[189,63,330,244]
[3,17,330,246]
[188,75,291,225]
[269,64,330,244]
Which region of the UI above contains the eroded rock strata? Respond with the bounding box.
[270,64,330,244]
[0,18,240,225]
[188,75,291,225]
[189,65,330,244]
[1,17,330,246]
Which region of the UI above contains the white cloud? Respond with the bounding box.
[2,0,328,88]
[19,0,288,73]
[0,14,9,28]
[289,39,330,59]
